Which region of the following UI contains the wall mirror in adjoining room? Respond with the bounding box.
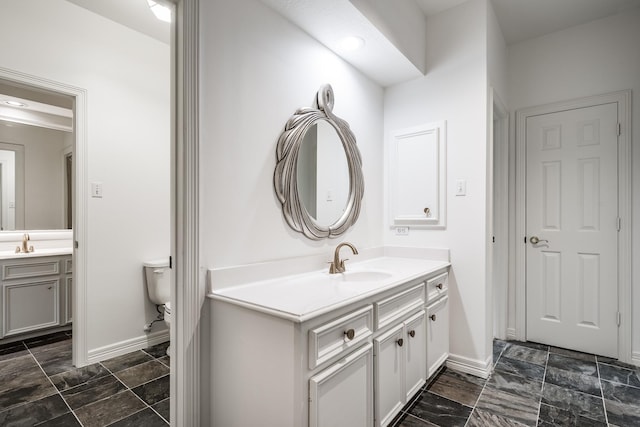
[274,84,364,240]
[0,78,74,231]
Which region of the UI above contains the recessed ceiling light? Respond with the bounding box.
[3,100,28,108]
[147,0,172,23]
[339,36,365,52]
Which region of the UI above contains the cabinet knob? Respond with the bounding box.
[408,330,415,338]
[424,207,431,217]
[396,338,404,347]
[344,329,355,341]
[429,314,437,322]
[48,286,53,290]
[436,283,443,290]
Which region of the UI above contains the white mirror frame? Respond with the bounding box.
[274,84,364,240]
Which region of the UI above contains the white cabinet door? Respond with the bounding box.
[404,310,426,400]
[426,296,449,377]
[309,343,373,427]
[3,280,59,336]
[64,276,73,324]
[374,323,405,427]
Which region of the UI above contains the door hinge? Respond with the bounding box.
[617,122,622,136]
[74,240,79,249]
[524,236,527,244]
[169,256,173,269]
[492,236,495,243]
[617,217,621,231]
[617,312,621,327]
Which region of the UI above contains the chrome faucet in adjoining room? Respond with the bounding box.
[329,242,358,274]
[15,233,34,254]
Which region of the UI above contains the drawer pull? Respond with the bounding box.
[436,283,443,290]
[408,330,415,338]
[48,286,53,290]
[396,338,404,347]
[344,329,355,341]
[429,314,437,322]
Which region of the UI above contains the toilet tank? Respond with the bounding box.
[144,259,171,305]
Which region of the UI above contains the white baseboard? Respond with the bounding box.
[446,352,492,379]
[506,328,516,340]
[87,329,169,364]
[631,351,640,367]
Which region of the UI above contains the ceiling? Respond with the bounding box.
[0,81,74,132]
[34,0,640,87]
[65,0,171,44]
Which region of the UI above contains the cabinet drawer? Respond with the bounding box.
[426,272,448,304]
[2,260,60,280]
[375,284,425,330]
[309,305,373,369]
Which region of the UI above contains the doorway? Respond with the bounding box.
[515,91,632,361]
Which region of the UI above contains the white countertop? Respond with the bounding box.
[0,248,73,260]
[209,256,450,322]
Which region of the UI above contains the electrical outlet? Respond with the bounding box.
[395,226,409,236]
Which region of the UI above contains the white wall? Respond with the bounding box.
[0,0,170,354]
[507,9,640,360]
[200,0,384,270]
[0,123,67,229]
[384,0,492,370]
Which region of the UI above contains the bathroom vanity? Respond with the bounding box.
[0,251,72,339]
[209,253,450,427]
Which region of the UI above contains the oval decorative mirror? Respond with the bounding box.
[274,84,364,240]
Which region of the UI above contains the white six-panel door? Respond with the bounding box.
[525,102,618,357]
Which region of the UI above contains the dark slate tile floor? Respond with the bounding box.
[0,332,170,426]
[391,340,640,427]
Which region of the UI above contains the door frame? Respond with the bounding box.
[168,0,200,425]
[514,90,631,362]
[491,89,509,340]
[0,66,89,367]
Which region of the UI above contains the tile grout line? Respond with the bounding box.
[98,359,170,426]
[462,342,508,426]
[595,355,611,426]
[25,342,85,427]
[534,346,550,424]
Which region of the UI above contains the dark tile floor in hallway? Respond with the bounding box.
[392,340,640,427]
[0,332,170,426]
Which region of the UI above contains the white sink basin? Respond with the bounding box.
[336,270,394,283]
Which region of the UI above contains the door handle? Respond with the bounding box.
[529,236,549,245]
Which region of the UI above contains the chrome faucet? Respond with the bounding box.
[15,233,34,254]
[329,242,358,274]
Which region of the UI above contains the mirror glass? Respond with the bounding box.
[0,79,74,231]
[296,120,349,226]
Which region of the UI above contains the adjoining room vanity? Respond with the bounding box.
[0,232,73,342]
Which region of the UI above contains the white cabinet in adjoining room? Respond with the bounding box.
[0,254,72,339]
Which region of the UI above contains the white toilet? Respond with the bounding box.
[144,259,171,356]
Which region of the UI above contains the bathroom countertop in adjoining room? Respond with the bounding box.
[208,248,450,323]
[0,247,73,260]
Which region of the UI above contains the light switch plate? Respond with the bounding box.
[91,182,103,198]
[455,179,466,196]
